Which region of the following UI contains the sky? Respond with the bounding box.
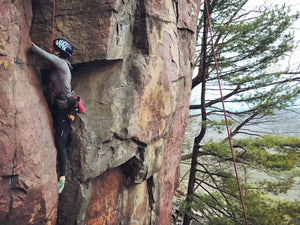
[245,0,300,106]
[246,0,300,71]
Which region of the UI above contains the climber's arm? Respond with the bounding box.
[31,43,64,68]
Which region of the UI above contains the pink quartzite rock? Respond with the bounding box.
[0,0,58,225]
[1,0,201,224]
[157,27,197,224]
[86,169,122,225]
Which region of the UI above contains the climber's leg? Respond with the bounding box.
[54,111,71,178]
[54,111,71,194]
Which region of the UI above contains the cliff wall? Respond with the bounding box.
[0,0,200,224]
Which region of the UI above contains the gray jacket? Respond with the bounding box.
[31,44,73,110]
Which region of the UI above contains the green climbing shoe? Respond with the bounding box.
[58,180,65,194]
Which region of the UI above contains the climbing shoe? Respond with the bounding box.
[58,180,65,194]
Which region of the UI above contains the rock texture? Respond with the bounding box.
[1,0,200,224]
[0,1,58,224]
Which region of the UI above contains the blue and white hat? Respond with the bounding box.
[53,38,73,58]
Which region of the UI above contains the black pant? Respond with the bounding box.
[53,111,71,177]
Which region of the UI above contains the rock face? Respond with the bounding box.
[0,0,200,224]
[0,1,58,224]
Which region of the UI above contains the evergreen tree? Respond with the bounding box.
[181,0,300,224]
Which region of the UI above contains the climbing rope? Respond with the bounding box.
[204,1,249,224]
[50,0,56,53]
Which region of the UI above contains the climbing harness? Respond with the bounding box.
[204,1,249,224]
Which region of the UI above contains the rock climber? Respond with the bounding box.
[30,39,85,194]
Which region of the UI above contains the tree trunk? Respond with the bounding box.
[183,3,209,223]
